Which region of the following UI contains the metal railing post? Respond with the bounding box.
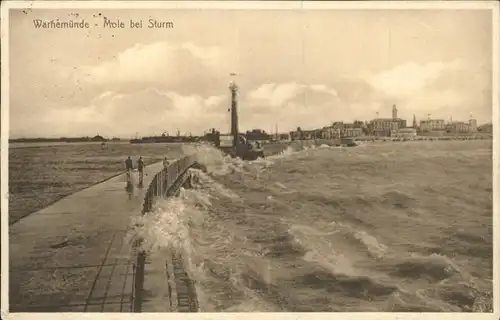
[156,174,160,196]
[148,185,153,211]
[160,170,164,196]
[175,162,181,180]
[164,168,168,193]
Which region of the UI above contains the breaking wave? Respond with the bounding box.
[131,140,493,312]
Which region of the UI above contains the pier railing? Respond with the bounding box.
[141,154,198,215]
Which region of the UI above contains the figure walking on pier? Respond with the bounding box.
[125,156,133,183]
[137,156,146,184]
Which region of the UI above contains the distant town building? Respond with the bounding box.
[478,123,492,133]
[394,119,407,130]
[419,119,445,132]
[370,118,406,136]
[322,127,341,139]
[370,105,407,136]
[391,105,408,129]
[343,128,363,137]
[278,133,291,141]
[442,119,478,134]
[245,129,271,142]
[331,122,345,130]
[353,120,365,128]
[314,129,323,138]
[371,118,395,136]
[468,118,478,132]
[321,122,364,139]
[91,134,106,142]
[392,128,417,138]
[290,130,301,141]
[302,130,315,140]
[290,128,320,140]
[448,121,470,133]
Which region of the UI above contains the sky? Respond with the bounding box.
[9,8,493,138]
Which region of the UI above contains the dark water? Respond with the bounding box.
[8,142,187,224]
[136,140,493,312]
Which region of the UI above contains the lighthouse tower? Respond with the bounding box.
[229,81,239,148]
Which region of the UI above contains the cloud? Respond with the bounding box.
[368,60,463,98]
[81,42,224,82]
[77,41,231,98]
[241,83,342,131]
[12,87,229,138]
[332,77,379,103]
[86,89,228,136]
[364,59,490,121]
[246,82,339,109]
[247,83,303,108]
[310,84,338,97]
[10,40,234,138]
[205,95,226,108]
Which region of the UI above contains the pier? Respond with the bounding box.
[9,154,201,312]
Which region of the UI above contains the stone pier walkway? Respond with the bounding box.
[139,250,199,312]
[9,160,196,312]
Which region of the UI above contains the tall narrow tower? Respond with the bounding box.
[229,80,239,147]
[392,104,398,120]
[413,114,417,128]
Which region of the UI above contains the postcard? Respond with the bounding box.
[1,1,498,319]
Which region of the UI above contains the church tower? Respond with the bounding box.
[392,104,398,120]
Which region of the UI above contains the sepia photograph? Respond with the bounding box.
[1,0,498,317]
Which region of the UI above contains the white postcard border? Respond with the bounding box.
[1,1,498,319]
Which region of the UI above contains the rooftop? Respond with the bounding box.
[371,118,405,121]
[421,119,445,122]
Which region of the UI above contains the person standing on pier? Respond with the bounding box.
[125,156,133,182]
[163,156,169,168]
[137,156,146,183]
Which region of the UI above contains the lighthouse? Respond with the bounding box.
[229,80,239,148]
[216,78,264,160]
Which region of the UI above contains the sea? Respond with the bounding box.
[8,139,493,312]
